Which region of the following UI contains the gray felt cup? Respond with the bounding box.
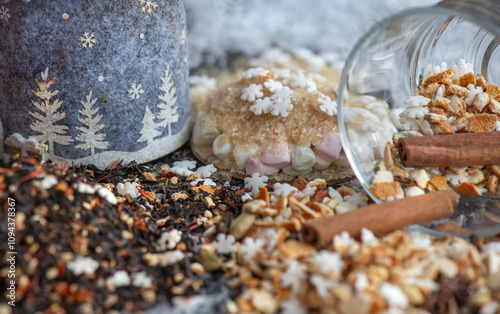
[0,0,190,169]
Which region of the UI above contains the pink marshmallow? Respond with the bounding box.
[245,158,280,175]
[261,143,291,168]
[314,133,343,162]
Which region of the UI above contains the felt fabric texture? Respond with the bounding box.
[0,0,189,169]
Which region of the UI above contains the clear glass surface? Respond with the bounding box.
[338,1,500,238]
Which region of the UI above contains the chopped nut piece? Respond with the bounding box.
[142,172,157,182]
[242,199,268,214]
[258,207,278,217]
[423,83,441,96]
[306,178,327,192]
[432,97,451,110]
[293,176,308,191]
[425,113,447,123]
[458,72,476,87]
[447,84,469,98]
[476,73,488,89]
[389,165,408,179]
[372,170,394,183]
[487,165,500,177]
[488,99,500,115]
[465,113,497,132]
[486,175,499,195]
[171,192,189,202]
[472,92,490,112]
[383,142,394,168]
[453,182,482,196]
[486,83,500,99]
[269,195,288,212]
[369,182,402,200]
[338,185,356,196]
[160,164,171,176]
[170,176,179,184]
[203,197,216,209]
[186,173,201,181]
[278,240,316,259]
[254,187,270,204]
[229,212,256,240]
[467,169,485,185]
[422,69,454,88]
[448,95,467,117]
[429,174,449,191]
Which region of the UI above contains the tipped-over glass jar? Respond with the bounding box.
[338,0,500,237]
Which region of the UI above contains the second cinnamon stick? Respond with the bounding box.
[302,190,457,248]
[398,132,500,167]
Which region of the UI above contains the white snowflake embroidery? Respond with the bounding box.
[0,5,11,22]
[281,260,307,293]
[212,233,237,254]
[241,83,264,102]
[465,83,483,106]
[249,97,272,115]
[116,182,140,198]
[313,250,344,275]
[128,83,145,100]
[239,237,265,260]
[156,229,182,251]
[66,256,99,275]
[79,32,97,49]
[106,270,131,287]
[244,173,269,195]
[318,96,338,116]
[160,251,184,266]
[131,271,153,288]
[194,164,217,178]
[139,0,158,14]
[310,275,337,298]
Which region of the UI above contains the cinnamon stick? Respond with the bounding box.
[398,132,500,167]
[302,190,457,248]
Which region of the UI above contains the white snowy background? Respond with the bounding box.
[184,0,440,69]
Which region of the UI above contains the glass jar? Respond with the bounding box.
[338,0,500,237]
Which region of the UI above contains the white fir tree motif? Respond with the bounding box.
[29,68,73,155]
[75,91,109,155]
[157,65,179,136]
[137,106,161,145]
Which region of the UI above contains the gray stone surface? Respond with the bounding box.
[0,0,190,169]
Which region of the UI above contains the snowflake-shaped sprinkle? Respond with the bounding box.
[160,250,185,266]
[496,121,500,131]
[333,231,355,252]
[270,99,293,117]
[436,84,446,98]
[156,229,182,251]
[139,0,158,14]
[272,68,291,79]
[212,233,237,254]
[361,228,379,247]
[419,120,434,136]
[343,192,368,208]
[241,192,253,202]
[281,260,307,293]
[239,237,265,260]
[404,95,431,108]
[427,62,448,77]
[310,274,337,298]
[285,72,317,92]
[273,183,298,197]
[106,270,131,287]
[271,85,292,101]
[79,32,97,49]
[249,97,273,115]
[380,282,409,308]
[128,83,144,100]
[313,250,344,275]
[264,79,283,92]
[449,59,473,81]
[401,102,429,119]
[242,67,265,79]
[445,169,469,186]
[281,297,308,314]
[131,271,153,288]
[195,164,217,178]
[294,186,317,199]
[244,173,269,195]
[97,186,118,205]
[173,160,197,169]
[170,166,194,177]
[256,228,278,252]
[241,83,264,102]
[355,272,369,292]
[410,232,433,250]
[33,175,58,190]
[66,256,99,275]
[318,96,338,116]
[465,83,483,106]
[0,6,11,22]
[328,187,343,203]
[190,178,217,186]
[116,182,140,198]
